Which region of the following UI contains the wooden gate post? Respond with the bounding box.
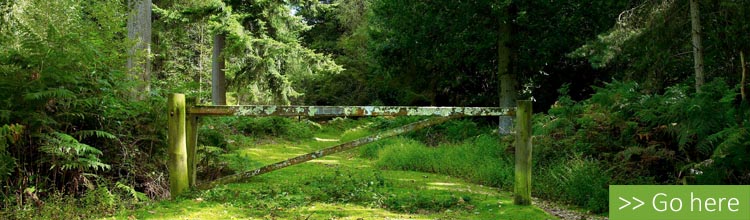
[167,94,189,198]
[186,97,199,187]
[514,100,532,205]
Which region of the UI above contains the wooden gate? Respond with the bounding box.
[166,94,533,205]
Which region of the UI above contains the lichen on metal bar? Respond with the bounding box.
[188,105,514,117]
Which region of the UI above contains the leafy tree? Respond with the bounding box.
[298,0,375,105]
[367,0,632,108]
[154,0,342,105]
[573,0,750,92]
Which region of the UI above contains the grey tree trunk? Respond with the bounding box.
[212,34,227,105]
[126,0,152,99]
[498,7,516,135]
[690,0,705,93]
[742,51,747,102]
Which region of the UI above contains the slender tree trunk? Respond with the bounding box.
[690,0,705,93]
[127,0,152,99]
[198,24,205,102]
[212,34,227,105]
[742,51,747,102]
[498,5,516,135]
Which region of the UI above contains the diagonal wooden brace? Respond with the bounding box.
[197,115,460,190]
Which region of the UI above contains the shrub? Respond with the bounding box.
[233,117,315,140]
[359,138,399,159]
[547,156,610,213]
[198,127,228,149]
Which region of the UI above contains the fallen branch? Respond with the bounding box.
[197,115,460,190]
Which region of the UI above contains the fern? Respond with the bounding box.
[23,88,76,101]
[74,130,117,140]
[709,126,749,159]
[0,124,22,181]
[115,181,149,202]
[39,132,111,172]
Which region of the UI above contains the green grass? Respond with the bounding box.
[372,135,516,189]
[109,117,556,220]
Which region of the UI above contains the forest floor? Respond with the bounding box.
[109,120,560,219]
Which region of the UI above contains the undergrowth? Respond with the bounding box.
[194,168,473,215]
[364,78,749,214]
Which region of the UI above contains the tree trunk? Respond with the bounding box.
[212,34,227,105]
[127,0,152,99]
[498,5,516,135]
[690,0,705,93]
[741,51,747,102]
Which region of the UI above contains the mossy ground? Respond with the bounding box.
[109,119,555,220]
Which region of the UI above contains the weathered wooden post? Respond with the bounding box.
[185,97,199,187]
[514,100,532,205]
[167,94,189,198]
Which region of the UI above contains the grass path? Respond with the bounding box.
[111,122,556,219]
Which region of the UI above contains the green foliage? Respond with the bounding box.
[306,169,387,205]
[382,191,469,214]
[545,156,609,213]
[81,185,117,215]
[359,138,398,159]
[527,77,749,212]
[39,132,111,172]
[318,117,358,134]
[374,135,514,188]
[7,182,147,219]
[0,124,22,182]
[0,0,164,215]
[298,0,377,105]
[197,127,228,149]
[232,117,315,140]
[574,1,750,91]
[115,181,149,203]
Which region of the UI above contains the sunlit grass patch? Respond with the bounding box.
[115,118,556,219]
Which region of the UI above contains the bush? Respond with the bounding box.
[359,138,399,159]
[546,157,610,213]
[232,117,315,140]
[198,127,228,149]
[372,117,488,146]
[526,78,749,213]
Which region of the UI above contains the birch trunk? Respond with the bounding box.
[690,0,705,93]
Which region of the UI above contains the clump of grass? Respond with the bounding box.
[374,135,515,189]
[537,156,610,213]
[8,184,141,220]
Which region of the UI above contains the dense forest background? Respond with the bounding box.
[0,0,748,218]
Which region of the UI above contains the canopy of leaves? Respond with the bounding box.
[573,0,750,92]
[154,0,342,104]
[366,0,633,107]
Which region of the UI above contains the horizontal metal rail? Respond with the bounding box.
[188,105,514,117]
